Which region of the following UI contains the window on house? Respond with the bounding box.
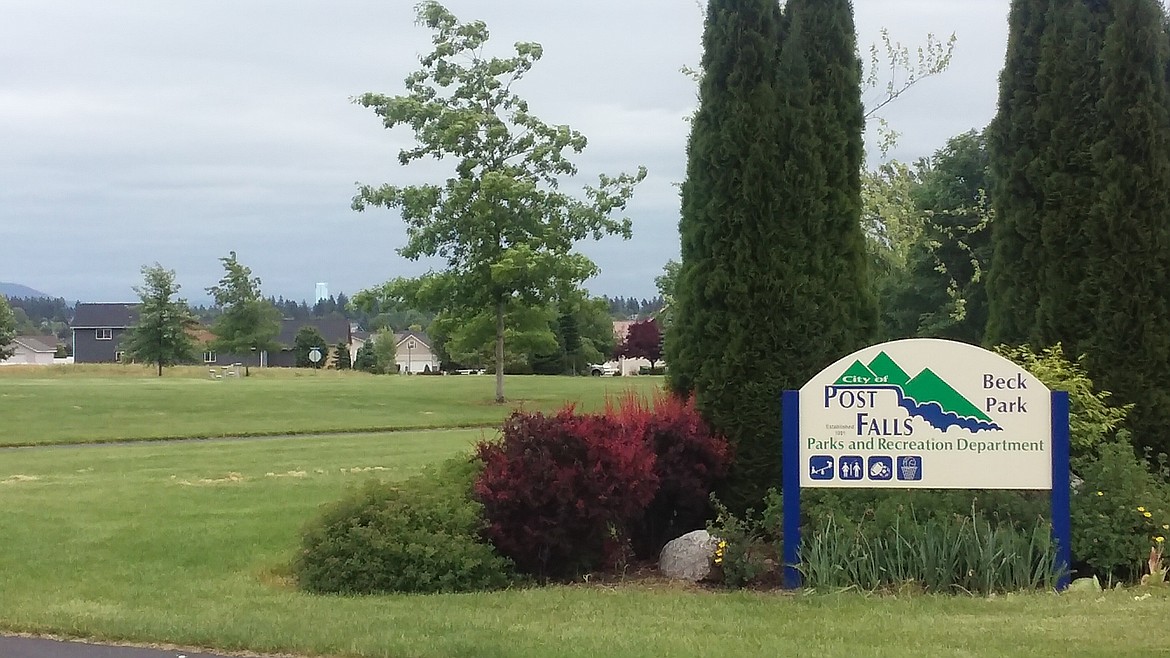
[96,328,113,340]
[203,351,216,363]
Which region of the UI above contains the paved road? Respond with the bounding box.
[0,635,291,658]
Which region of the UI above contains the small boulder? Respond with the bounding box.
[1066,575,1101,593]
[659,529,718,582]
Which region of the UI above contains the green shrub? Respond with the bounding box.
[1071,437,1170,585]
[801,489,1048,536]
[798,508,1059,594]
[995,343,1131,467]
[706,495,774,589]
[295,457,515,595]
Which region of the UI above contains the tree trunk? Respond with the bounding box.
[495,299,506,404]
[157,361,163,377]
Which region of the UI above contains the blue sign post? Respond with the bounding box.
[781,339,1072,591]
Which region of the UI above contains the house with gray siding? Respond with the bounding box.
[72,303,138,363]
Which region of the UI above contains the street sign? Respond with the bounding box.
[781,338,1071,590]
[308,348,323,364]
[798,338,1052,489]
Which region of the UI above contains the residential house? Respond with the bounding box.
[270,317,351,367]
[72,303,137,363]
[1,335,60,365]
[203,317,352,368]
[394,330,439,373]
[349,324,370,366]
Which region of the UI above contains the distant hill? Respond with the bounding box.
[0,282,52,299]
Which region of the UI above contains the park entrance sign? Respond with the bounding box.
[799,339,1051,489]
[781,338,1071,589]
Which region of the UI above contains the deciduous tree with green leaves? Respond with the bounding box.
[0,295,16,361]
[122,264,197,376]
[352,2,645,403]
[206,251,281,376]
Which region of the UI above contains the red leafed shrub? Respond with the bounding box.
[474,408,658,580]
[610,391,733,559]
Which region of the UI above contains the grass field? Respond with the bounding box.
[2,432,1169,658]
[0,365,660,446]
[2,368,1169,657]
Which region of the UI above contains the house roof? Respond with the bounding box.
[12,335,57,353]
[73,303,138,328]
[394,330,431,350]
[276,318,351,348]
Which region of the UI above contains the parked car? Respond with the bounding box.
[589,363,618,377]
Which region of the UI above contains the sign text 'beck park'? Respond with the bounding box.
[798,339,1052,489]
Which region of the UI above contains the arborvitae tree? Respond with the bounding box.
[985,0,1051,345]
[669,2,728,397]
[668,0,785,510]
[1030,1,1108,353]
[790,0,878,343]
[1083,0,1170,456]
[670,0,875,510]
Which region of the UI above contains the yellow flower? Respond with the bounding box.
[1163,524,1169,530]
[1096,491,1104,496]
[1145,512,1153,518]
[1138,506,1146,512]
[1156,536,1165,543]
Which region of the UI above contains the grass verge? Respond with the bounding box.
[1,433,1168,657]
[0,367,659,446]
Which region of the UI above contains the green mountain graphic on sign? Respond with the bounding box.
[901,367,991,422]
[839,360,878,383]
[867,351,910,386]
[832,351,1000,432]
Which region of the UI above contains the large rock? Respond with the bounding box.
[659,529,718,582]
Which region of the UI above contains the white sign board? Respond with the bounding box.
[798,339,1051,489]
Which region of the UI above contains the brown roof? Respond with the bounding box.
[13,335,58,353]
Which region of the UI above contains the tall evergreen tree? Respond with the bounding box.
[1031,0,1108,353]
[668,0,786,510]
[1083,0,1170,456]
[985,0,1051,345]
[791,0,878,344]
[669,0,874,509]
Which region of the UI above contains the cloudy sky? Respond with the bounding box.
[1,0,1010,304]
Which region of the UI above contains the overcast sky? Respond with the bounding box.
[1,0,1010,304]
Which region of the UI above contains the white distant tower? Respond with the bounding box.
[314,282,329,303]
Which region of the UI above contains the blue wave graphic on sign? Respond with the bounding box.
[898,397,1002,433]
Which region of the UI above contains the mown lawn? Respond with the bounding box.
[1,433,1168,658]
[0,365,660,445]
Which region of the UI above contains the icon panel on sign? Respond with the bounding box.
[868,456,893,480]
[839,455,864,480]
[897,455,922,481]
[809,455,834,480]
